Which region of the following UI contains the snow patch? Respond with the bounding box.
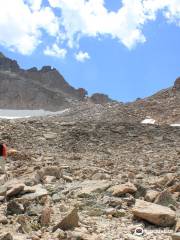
[0,109,69,119]
[170,123,180,127]
[141,117,156,125]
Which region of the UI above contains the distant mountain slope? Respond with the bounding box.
[0,53,87,110]
[0,52,179,125]
[55,79,180,125]
[129,80,180,124]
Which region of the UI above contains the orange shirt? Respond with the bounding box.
[2,144,7,159]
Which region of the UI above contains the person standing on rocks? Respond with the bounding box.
[0,144,7,174]
[0,145,18,174]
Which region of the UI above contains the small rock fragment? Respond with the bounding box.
[7,200,24,215]
[6,184,24,198]
[111,182,137,197]
[0,233,13,240]
[154,190,177,207]
[0,216,8,224]
[145,190,159,202]
[0,186,7,196]
[172,233,180,240]
[175,218,180,232]
[40,206,51,226]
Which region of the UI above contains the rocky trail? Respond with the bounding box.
[0,116,179,240]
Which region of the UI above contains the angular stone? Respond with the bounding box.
[170,184,180,193]
[175,218,180,232]
[43,175,57,184]
[145,190,159,202]
[132,200,176,227]
[91,173,110,180]
[43,133,57,139]
[105,208,126,218]
[40,206,51,226]
[0,196,5,202]
[77,180,111,198]
[20,184,48,200]
[17,215,32,234]
[172,233,180,240]
[53,208,79,232]
[0,216,8,224]
[154,190,177,207]
[107,197,123,208]
[0,175,8,185]
[78,180,111,197]
[0,185,7,196]
[63,175,73,182]
[134,184,147,198]
[111,183,137,197]
[21,186,36,194]
[52,193,62,203]
[36,166,62,182]
[6,184,25,198]
[7,200,24,215]
[0,233,13,240]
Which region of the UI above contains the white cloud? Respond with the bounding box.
[0,0,180,56]
[44,43,67,58]
[24,0,42,11]
[48,0,147,49]
[75,51,90,62]
[0,0,59,55]
[48,0,180,49]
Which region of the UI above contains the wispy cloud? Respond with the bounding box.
[44,43,67,58]
[75,51,90,62]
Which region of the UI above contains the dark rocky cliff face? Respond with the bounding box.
[90,93,113,104]
[0,53,87,110]
[0,52,20,72]
[174,77,180,90]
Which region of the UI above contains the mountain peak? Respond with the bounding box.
[0,53,20,72]
[174,77,180,91]
[0,52,88,110]
[0,52,6,58]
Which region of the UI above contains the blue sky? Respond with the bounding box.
[0,0,180,102]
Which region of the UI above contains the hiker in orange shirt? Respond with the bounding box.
[0,144,17,174]
[0,144,7,173]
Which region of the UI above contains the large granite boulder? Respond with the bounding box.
[132,200,176,227]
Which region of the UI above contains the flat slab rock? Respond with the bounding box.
[109,182,137,196]
[77,180,111,197]
[20,184,48,200]
[43,133,57,139]
[6,184,25,198]
[132,199,176,227]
